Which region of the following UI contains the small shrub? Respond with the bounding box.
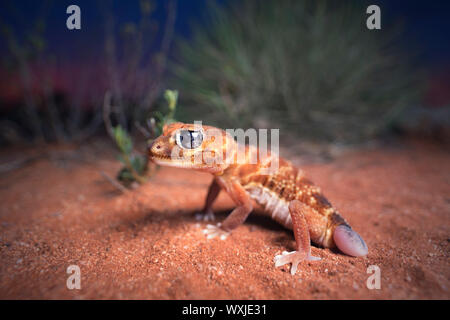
[111,89,179,186]
[0,4,103,144]
[152,89,178,136]
[113,125,147,185]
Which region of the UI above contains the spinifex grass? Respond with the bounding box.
[172,0,421,143]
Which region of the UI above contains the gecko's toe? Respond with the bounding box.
[195,210,216,222]
[274,251,321,275]
[333,225,368,257]
[203,224,229,240]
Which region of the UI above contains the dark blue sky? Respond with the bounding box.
[378,0,450,67]
[0,0,449,70]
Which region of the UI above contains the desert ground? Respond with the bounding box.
[0,138,448,299]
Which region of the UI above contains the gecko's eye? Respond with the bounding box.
[176,129,203,149]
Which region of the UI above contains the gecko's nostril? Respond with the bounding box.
[156,145,161,149]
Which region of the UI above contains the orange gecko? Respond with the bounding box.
[149,122,368,274]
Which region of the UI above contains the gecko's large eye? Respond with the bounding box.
[176,129,203,149]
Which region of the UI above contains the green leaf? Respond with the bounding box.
[164,89,178,113]
[130,155,146,175]
[113,125,133,155]
[117,167,134,182]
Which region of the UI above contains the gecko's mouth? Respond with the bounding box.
[151,154,201,169]
[150,154,171,161]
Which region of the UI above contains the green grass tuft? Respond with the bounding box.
[171,0,422,143]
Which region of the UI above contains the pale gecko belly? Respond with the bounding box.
[244,185,293,230]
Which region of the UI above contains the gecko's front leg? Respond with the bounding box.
[203,180,253,240]
[196,178,221,222]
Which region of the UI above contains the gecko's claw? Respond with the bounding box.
[195,210,216,222]
[202,224,229,240]
[274,251,321,275]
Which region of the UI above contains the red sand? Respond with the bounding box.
[0,139,448,299]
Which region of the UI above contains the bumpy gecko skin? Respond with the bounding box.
[149,122,368,275]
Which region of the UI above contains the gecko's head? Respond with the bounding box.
[149,122,236,174]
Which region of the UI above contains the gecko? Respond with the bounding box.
[148,122,368,275]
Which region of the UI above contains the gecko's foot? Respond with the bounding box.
[202,224,229,240]
[195,210,216,222]
[274,251,321,275]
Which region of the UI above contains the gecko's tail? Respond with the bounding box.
[325,211,368,257]
[333,224,368,257]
